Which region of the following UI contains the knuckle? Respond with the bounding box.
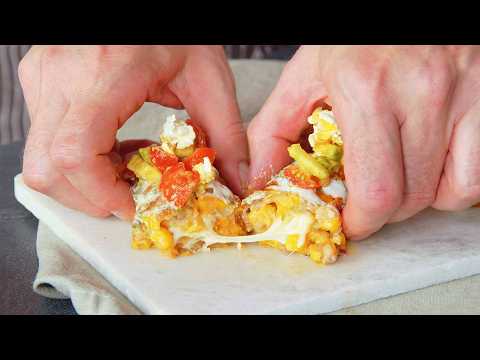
[23,170,52,194]
[404,191,436,206]
[361,183,402,215]
[414,58,454,106]
[97,193,125,214]
[49,138,85,172]
[336,60,387,113]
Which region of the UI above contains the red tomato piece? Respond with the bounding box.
[150,146,179,172]
[186,119,208,147]
[183,147,216,171]
[284,164,322,189]
[160,163,200,207]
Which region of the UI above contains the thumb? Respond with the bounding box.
[247,47,329,190]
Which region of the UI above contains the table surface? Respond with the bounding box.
[0,141,76,315]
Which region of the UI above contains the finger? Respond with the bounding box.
[23,122,110,217]
[170,47,249,195]
[247,47,329,190]
[333,100,404,240]
[50,100,138,221]
[388,99,451,223]
[433,107,480,210]
[148,86,184,109]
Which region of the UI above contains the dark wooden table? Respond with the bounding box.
[0,141,76,314]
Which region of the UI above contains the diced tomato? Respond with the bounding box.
[183,147,216,170]
[160,163,200,207]
[150,145,179,172]
[186,119,208,147]
[284,164,322,189]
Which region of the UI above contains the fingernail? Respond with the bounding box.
[247,163,274,193]
[237,160,250,195]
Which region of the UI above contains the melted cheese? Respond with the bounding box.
[170,211,314,248]
[322,178,347,201]
[268,176,326,206]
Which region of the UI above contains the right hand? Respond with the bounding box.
[19,45,248,221]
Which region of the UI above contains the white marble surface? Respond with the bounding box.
[14,174,480,314]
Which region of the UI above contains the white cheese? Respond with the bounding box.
[193,157,217,184]
[161,114,196,149]
[268,176,326,206]
[205,180,236,203]
[322,178,347,202]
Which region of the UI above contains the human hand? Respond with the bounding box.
[247,45,480,240]
[19,45,248,221]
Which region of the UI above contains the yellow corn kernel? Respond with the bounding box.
[214,216,246,236]
[307,229,330,245]
[287,144,329,180]
[260,240,285,250]
[247,204,276,233]
[131,225,153,249]
[142,215,161,230]
[308,244,323,263]
[183,215,205,233]
[174,144,195,158]
[271,193,301,219]
[127,154,162,184]
[316,206,341,233]
[322,243,338,264]
[196,195,226,214]
[332,232,346,246]
[285,234,300,252]
[150,227,174,250]
[131,239,153,250]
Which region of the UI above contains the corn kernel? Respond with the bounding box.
[307,229,330,245]
[316,206,341,233]
[247,204,276,233]
[332,232,346,246]
[322,243,338,264]
[271,193,301,219]
[150,227,174,250]
[261,240,284,250]
[308,244,323,263]
[183,215,205,233]
[142,215,161,230]
[131,223,153,249]
[214,216,246,236]
[196,195,226,213]
[285,234,300,252]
